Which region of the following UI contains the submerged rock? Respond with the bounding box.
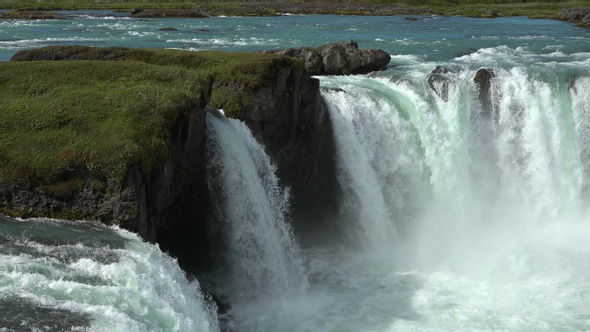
[321,87,346,93]
[267,40,390,75]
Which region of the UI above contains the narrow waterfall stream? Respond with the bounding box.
[205,112,307,300]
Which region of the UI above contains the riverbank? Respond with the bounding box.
[1,1,589,22]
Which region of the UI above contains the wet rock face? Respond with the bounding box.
[427,66,452,101]
[474,68,496,119]
[268,40,391,75]
[231,61,339,227]
[2,46,340,275]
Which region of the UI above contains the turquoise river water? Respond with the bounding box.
[1,12,590,332]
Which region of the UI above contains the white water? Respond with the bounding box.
[0,217,219,332]
[315,64,590,331]
[205,113,307,301]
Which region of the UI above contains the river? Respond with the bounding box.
[1,12,590,331]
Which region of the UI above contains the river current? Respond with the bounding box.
[2,12,590,332]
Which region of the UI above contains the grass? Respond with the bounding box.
[0,0,589,19]
[0,47,302,189]
[0,60,205,187]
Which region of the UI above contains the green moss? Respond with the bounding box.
[40,178,85,199]
[89,179,106,193]
[2,47,303,189]
[0,59,207,186]
[0,0,588,19]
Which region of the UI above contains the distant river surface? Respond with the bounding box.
[1,11,589,62]
[3,12,590,332]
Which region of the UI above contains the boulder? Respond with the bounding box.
[583,14,590,26]
[268,40,390,75]
[474,68,495,119]
[560,7,590,21]
[427,66,452,101]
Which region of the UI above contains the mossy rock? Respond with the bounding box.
[2,47,304,189]
[0,59,206,186]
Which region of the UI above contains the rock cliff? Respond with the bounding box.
[266,40,391,75]
[2,46,339,271]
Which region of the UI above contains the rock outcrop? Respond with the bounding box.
[474,68,495,119]
[3,46,339,272]
[428,66,452,101]
[267,40,391,75]
[560,7,590,26]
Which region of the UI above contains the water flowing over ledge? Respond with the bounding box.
[2,15,590,331]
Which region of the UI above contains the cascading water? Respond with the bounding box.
[4,13,590,332]
[0,216,219,332]
[317,53,590,330]
[205,112,307,300]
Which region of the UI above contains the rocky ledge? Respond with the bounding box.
[266,40,391,75]
[1,46,344,272]
[560,7,590,26]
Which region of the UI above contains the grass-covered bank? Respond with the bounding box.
[0,0,589,19]
[0,60,205,192]
[0,47,300,193]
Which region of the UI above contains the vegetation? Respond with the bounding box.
[0,0,589,19]
[0,47,300,189]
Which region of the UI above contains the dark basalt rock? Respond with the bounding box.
[431,65,451,75]
[267,40,390,75]
[474,68,495,119]
[428,66,452,101]
[5,46,339,274]
[321,87,346,93]
[474,68,494,86]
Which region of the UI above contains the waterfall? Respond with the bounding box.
[206,112,307,298]
[321,66,590,265]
